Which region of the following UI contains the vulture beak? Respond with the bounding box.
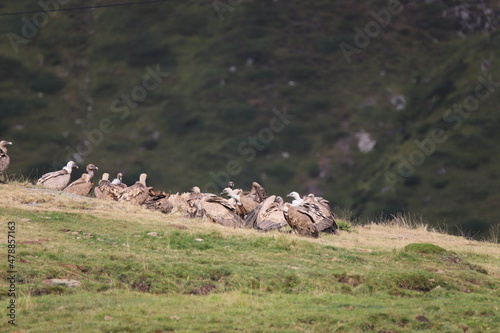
[7,142,12,145]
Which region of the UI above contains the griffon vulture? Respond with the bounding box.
[287,191,338,234]
[94,173,122,200]
[188,187,245,228]
[221,187,258,217]
[276,196,319,238]
[118,173,149,205]
[37,161,79,190]
[63,164,98,196]
[111,173,126,188]
[244,195,287,231]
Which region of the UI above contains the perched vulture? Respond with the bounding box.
[0,140,13,179]
[118,173,149,205]
[37,161,79,190]
[244,195,287,231]
[220,187,258,217]
[276,196,319,238]
[94,173,122,201]
[63,164,98,196]
[143,189,173,214]
[188,187,245,228]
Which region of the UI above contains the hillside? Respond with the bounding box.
[0,0,499,237]
[1,183,500,332]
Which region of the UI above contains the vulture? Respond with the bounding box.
[94,173,122,201]
[287,191,304,207]
[143,189,173,214]
[117,173,149,205]
[276,196,319,238]
[228,181,268,203]
[111,173,126,187]
[248,182,268,203]
[188,187,245,228]
[63,164,98,196]
[302,194,339,234]
[37,161,79,190]
[287,191,338,234]
[0,140,13,179]
[221,187,259,218]
[244,195,287,231]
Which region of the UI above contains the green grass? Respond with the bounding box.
[1,185,499,332]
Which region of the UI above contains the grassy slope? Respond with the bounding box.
[0,0,499,237]
[0,184,499,332]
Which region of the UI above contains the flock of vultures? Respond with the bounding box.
[0,140,338,238]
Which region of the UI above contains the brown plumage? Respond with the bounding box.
[277,197,319,238]
[143,189,173,214]
[221,187,259,218]
[0,140,13,179]
[94,173,122,201]
[302,194,339,234]
[244,195,287,231]
[118,173,149,205]
[188,187,245,228]
[37,161,79,190]
[63,164,98,196]
[249,182,268,203]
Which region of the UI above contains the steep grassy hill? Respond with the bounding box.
[1,183,500,332]
[0,0,499,237]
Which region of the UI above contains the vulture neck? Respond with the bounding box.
[87,168,95,180]
[63,162,74,174]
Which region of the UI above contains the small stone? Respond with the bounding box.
[21,218,31,222]
[42,279,82,288]
[76,237,81,240]
[71,231,79,235]
[194,238,204,242]
[147,232,158,237]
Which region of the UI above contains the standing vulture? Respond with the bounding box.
[276,196,319,238]
[244,195,287,231]
[220,187,259,218]
[0,140,13,180]
[37,161,78,190]
[63,164,98,196]
[118,173,149,205]
[287,191,338,234]
[94,173,122,200]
